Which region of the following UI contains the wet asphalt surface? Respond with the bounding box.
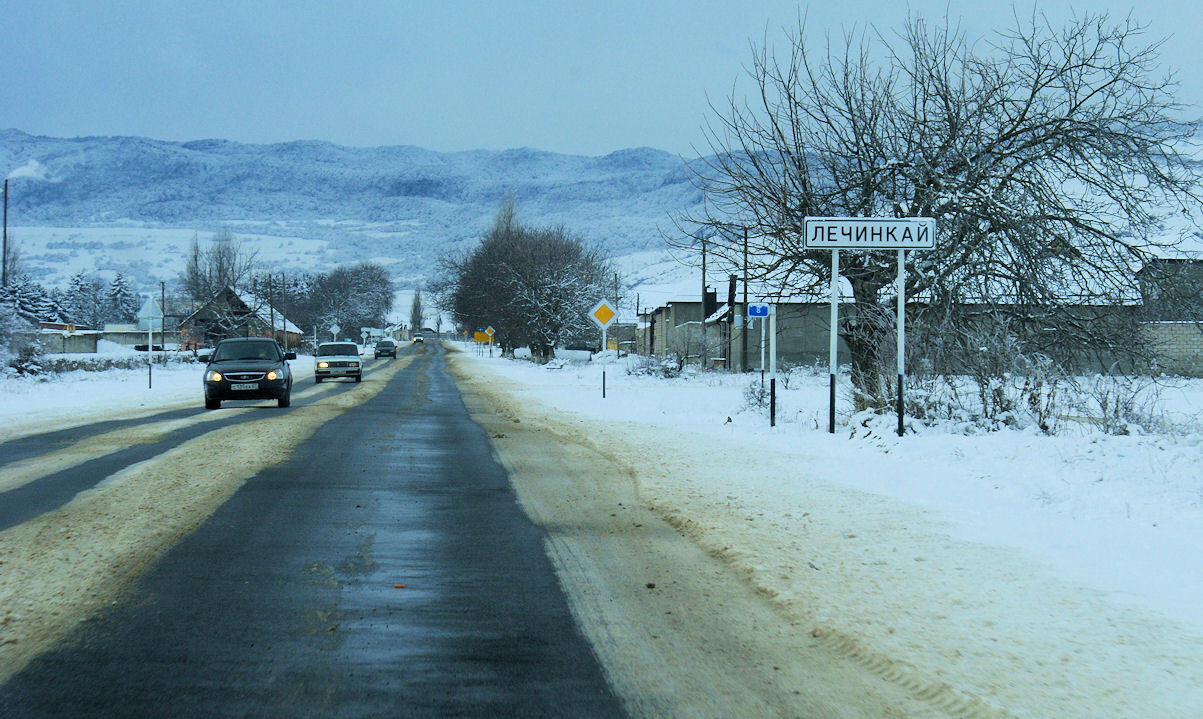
[0,345,626,718]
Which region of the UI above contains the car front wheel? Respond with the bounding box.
[278,391,291,408]
[354,374,362,383]
[205,397,220,410]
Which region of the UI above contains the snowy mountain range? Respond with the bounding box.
[0,129,704,297]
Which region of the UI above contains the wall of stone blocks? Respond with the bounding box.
[1144,322,1203,376]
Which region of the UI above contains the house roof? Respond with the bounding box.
[180,286,303,334]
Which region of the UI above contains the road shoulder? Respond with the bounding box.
[449,350,942,719]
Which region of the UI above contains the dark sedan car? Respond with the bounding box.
[374,339,397,358]
[203,337,295,409]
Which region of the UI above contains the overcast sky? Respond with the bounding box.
[4,1,1201,157]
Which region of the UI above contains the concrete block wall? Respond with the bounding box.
[1144,322,1203,376]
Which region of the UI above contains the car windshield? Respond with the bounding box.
[375,340,393,347]
[318,344,359,356]
[212,342,279,362]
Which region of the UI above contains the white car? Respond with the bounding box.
[314,342,362,383]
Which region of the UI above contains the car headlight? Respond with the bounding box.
[350,361,360,367]
[317,361,329,368]
[266,369,281,381]
[207,370,222,382]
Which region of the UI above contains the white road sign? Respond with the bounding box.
[804,217,936,249]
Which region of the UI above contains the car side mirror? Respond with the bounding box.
[285,351,297,360]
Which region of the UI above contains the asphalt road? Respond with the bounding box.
[0,345,625,718]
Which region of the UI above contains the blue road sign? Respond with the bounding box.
[747,303,770,317]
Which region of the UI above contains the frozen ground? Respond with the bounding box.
[456,344,1203,717]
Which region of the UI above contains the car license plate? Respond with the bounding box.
[231,383,257,390]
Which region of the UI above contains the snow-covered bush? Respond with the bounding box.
[625,352,682,378]
[0,305,45,376]
[1071,373,1165,435]
[36,353,201,373]
[741,377,770,411]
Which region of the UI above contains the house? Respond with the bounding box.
[639,299,854,371]
[1137,258,1203,375]
[178,286,303,350]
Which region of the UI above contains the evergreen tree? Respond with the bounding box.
[106,273,140,322]
[410,288,423,332]
[63,271,106,327]
[1,275,67,324]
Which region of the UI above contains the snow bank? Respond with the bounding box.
[0,354,315,441]
[459,347,1203,717]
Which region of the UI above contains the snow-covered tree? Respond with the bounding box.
[683,11,1203,405]
[0,300,32,369]
[308,262,393,338]
[410,288,424,332]
[436,201,614,359]
[106,273,140,322]
[62,271,107,328]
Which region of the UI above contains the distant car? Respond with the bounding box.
[374,339,397,358]
[315,341,362,382]
[203,337,295,409]
[412,335,424,344]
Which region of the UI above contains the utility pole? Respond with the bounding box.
[160,281,167,365]
[268,275,276,343]
[280,272,287,351]
[2,179,8,288]
[700,233,707,369]
[742,227,748,372]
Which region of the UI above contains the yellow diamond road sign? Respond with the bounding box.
[589,300,617,329]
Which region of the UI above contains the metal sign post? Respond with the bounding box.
[804,217,936,436]
[748,302,769,388]
[769,304,777,427]
[588,300,618,398]
[829,249,839,434]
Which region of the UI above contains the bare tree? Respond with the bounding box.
[308,262,394,339]
[435,201,615,359]
[181,227,259,304]
[681,11,1202,405]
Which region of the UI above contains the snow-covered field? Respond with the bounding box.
[456,345,1203,716]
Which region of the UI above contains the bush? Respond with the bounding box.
[7,342,47,376]
[1071,373,1164,435]
[742,377,770,411]
[7,352,202,376]
[625,353,682,378]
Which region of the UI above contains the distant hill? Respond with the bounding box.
[0,129,705,294]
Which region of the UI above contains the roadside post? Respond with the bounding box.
[588,300,618,398]
[803,216,936,436]
[748,303,771,425]
[769,304,777,427]
[139,295,163,390]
